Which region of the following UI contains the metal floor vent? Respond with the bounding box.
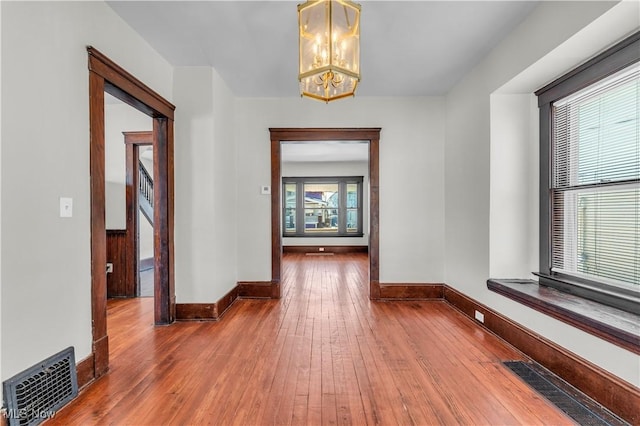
[3,347,78,426]
[504,361,628,426]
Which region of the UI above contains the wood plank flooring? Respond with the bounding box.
[50,253,572,425]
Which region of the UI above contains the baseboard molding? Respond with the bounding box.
[176,303,218,320]
[238,281,274,298]
[139,257,154,272]
[93,336,109,378]
[175,280,276,321]
[443,286,640,425]
[283,245,368,254]
[176,285,240,321]
[76,354,96,390]
[378,283,444,300]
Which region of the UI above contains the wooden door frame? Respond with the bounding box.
[269,128,381,299]
[124,131,153,297]
[88,47,176,378]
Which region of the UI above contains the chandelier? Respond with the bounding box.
[298,0,361,102]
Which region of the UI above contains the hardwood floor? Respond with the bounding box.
[51,253,572,425]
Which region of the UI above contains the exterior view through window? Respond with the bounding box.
[551,63,639,289]
[283,177,363,237]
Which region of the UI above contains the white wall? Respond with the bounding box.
[235,97,445,283]
[445,0,640,386]
[282,160,369,247]
[139,147,153,260]
[489,93,538,278]
[104,102,152,230]
[173,67,237,303]
[1,1,173,379]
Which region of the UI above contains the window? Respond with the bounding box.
[536,32,640,313]
[283,176,363,237]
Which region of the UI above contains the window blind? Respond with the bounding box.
[551,63,639,288]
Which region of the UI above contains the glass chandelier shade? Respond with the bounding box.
[298,0,361,102]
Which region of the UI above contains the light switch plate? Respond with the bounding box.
[60,197,73,218]
[261,185,271,195]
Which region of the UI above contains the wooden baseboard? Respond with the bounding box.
[93,336,109,378]
[238,281,273,299]
[176,303,218,320]
[443,286,640,424]
[283,245,368,254]
[175,280,277,321]
[176,285,240,321]
[378,283,444,300]
[76,354,96,390]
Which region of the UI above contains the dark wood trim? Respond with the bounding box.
[76,354,96,390]
[153,118,174,324]
[106,230,132,297]
[123,130,153,145]
[89,69,109,379]
[176,303,217,321]
[88,47,176,381]
[124,142,139,297]
[270,136,282,298]
[217,285,239,318]
[368,132,380,299]
[444,286,640,424]
[283,245,368,254]
[124,131,153,297]
[269,128,381,300]
[535,31,640,105]
[238,281,274,299]
[535,32,640,311]
[488,279,640,355]
[87,47,175,119]
[176,285,241,321]
[92,335,109,377]
[378,283,444,300]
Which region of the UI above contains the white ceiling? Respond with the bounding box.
[106,0,538,98]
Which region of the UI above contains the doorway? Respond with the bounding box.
[269,128,381,299]
[88,47,176,378]
[122,131,154,298]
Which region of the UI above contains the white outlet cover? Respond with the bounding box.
[60,197,73,218]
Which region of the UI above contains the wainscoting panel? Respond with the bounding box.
[106,230,134,297]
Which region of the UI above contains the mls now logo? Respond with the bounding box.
[4,408,56,420]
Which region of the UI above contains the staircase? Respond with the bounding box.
[139,160,153,225]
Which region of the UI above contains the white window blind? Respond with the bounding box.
[551,63,639,288]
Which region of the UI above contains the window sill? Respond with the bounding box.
[487,279,640,355]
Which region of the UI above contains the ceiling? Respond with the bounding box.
[106,1,538,98]
[282,141,369,162]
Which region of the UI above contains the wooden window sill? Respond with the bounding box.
[487,279,640,355]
